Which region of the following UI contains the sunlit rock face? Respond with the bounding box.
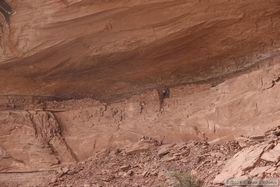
[2,2,280,184]
[0,0,279,100]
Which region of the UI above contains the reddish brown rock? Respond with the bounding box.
[0,111,76,172]
[213,143,267,184]
[0,0,279,100]
[157,144,174,158]
[261,143,280,163]
[0,0,280,186]
[125,141,153,155]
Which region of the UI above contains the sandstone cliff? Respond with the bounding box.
[0,0,279,100]
[1,0,280,186]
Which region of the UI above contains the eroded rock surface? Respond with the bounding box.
[28,128,280,187]
[214,128,280,185]
[0,111,76,172]
[0,0,279,99]
[1,0,280,186]
[2,56,280,162]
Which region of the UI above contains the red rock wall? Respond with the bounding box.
[1,55,280,171]
[1,0,280,175]
[0,0,279,99]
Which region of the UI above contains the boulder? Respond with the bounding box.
[261,144,280,163]
[213,143,267,184]
[125,141,153,154]
[157,144,174,158]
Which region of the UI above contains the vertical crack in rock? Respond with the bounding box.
[27,111,38,137]
[51,112,79,162]
[28,111,78,163]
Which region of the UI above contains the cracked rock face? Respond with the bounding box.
[0,111,76,172]
[1,1,280,186]
[2,58,280,171]
[214,134,280,185]
[213,143,267,184]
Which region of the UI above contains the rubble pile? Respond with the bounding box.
[50,127,280,187]
[51,138,240,187]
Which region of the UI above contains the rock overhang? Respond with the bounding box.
[0,0,279,101]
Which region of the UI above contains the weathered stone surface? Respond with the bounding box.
[125,141,153,155]
[157,144,174,158]
[0,111,76,172]
[161,156,178,162]
[213,143,266,184]
[120,165,130,171]
[3,59,280,169]
[0,0,279,100]
[249,166,271,177]
[0,1,280,186]
[40,58,280,160]
[261,143,280,163]
[0,0,279,166]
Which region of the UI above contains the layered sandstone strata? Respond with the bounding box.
[0,0,279,100]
